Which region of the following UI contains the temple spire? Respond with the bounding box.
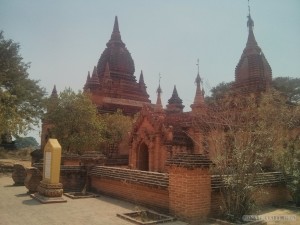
[48,84,58,112]
[90,66,100,85]
[191,60,205,112]
[234,0,272,93]
[86,71,91,82]
[156,74,163,109]
[110,16,122,42]
[193,73,205,105]
[51,85,58,99]
[170,85,179,100]
[139,70,145,84]
[194,59,204,104]
[113,16,120,33]
[196,58,200,75]
[246,0,258,48]
[92,66,97,77]
[166,85,184,113]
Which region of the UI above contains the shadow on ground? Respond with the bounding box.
[22,199,41,205]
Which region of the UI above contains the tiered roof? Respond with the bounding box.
[234,13,272,93]
[97,16,135,78]
[83,16,150,115]
[166,85,185,113]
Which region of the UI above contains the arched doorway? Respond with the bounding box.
[138,143,149,171]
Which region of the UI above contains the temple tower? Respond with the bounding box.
[191,59,206,114]
[234,7,272,93]
[155,75,163,112]
[84,16,151,115]
[166,85,184,114]
[41,85,58,150]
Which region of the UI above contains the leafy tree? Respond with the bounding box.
[273,77,300,104]
[205,81,233,105]
[100,110,134,158]
[45,88,104,154]
[0,31,46,140]
[260,90,300,206]
[206,76,300,105]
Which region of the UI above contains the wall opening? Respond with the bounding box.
[138,143,149,171]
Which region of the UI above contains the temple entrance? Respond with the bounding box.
[138,143,149,171]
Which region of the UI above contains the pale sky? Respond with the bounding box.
[1,0,300,140]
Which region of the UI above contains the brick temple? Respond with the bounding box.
[128,12,273,172]
[35,11,295,224]
[42,11,274,166]
[83,16,151,115]
[234,14,272,93]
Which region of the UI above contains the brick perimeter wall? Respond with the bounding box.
[254,185,291,206]
[210,190,223,216]
[90,176,169,212]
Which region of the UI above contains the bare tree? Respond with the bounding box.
[193,91,284,222]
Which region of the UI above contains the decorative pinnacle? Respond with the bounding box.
[245,0,258,48]
[155,73,163,108]
[113,16,120,34]
[195,59,202,85]
[92,66,97,76]
[172,85,179,97]
[110,16,122,42]
[139,70,145,84]
[247,0,254,29]
[157,73,162,94]
[51,85,58,98]
[87,71,91,80]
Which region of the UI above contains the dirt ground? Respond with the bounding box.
[257,206,299,225]
[0,159,31,167]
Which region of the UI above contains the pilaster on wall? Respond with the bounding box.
[166,154,212,224]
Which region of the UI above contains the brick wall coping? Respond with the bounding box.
[62,152,106,159]
[61,154,80,159]
[211,172,287,190]
[33,163,85,172]
[89,166,169,189]
[166,153,212,168]
[61,165,86,171]
[80,151,106,159]
[105,158,129,166]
